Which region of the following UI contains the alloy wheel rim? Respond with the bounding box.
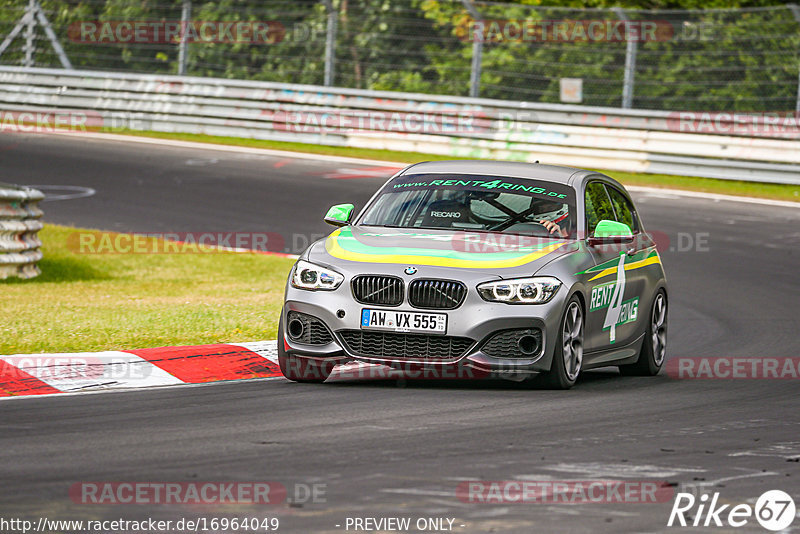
[651,294,667,366]
[562,302,584,381]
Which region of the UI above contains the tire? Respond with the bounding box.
[278,313,334,383]
[540,295,584,390]
[619,289,667,377]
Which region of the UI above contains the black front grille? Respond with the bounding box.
[351,275,404,306]
[338,330,474,360]
[408,279,467,309]
[286,311,334,345]
[481,329,542,358]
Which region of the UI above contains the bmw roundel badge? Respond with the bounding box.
[404,266,417,275]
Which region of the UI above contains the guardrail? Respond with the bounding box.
[0,66,799,185]
[0,182,44,279]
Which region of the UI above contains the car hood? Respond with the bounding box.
[307,226,577,279]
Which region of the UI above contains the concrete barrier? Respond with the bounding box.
[0,66,798,184]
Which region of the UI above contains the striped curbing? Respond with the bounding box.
[0,341,392,399]
[0,341,281,398]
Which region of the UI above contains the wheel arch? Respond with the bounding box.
[570,286,587,314]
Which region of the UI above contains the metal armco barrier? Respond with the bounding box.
[0,66,799,185]
[0,183,44,279]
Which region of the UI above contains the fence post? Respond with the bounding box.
[23,0,35,67]
[0,0,72,69]
[615,8,637,109]
[33,0,72,69]
[324,0,337,86]
[789,4,800,113]
[177,0,191,75]
[461,0,483,98]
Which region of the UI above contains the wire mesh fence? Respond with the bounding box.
[0,0,799,112]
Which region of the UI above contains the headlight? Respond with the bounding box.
[477,276,561,304]
[291,260,344,291]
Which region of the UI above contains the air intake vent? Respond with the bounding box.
[338,330,474,361]
[286,311,334,345]
[481,328,542,358]
[351,275,404,306]
[408,279,467,309]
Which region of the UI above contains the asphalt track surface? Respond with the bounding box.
[1,132,799,533]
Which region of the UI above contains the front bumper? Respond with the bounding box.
[282,281,570,376]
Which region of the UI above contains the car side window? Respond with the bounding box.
[584,181,614,235]
[606,186,639,233]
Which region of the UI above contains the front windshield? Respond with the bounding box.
[360,174,577,239]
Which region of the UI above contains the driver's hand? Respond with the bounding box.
[539,219,567,237]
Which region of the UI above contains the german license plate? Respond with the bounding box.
[361,309,447,334]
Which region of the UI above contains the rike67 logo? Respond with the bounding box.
[668,490,796,531]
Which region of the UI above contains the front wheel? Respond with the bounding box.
[619,290,667,376]
[278,315,334,383]
[540,295,584,390]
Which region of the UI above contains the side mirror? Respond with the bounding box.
[588,219,633,246]
[324,203,354,227]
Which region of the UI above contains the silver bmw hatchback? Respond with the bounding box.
[279,161,667,389]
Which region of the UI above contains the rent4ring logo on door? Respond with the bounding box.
[589,254,639,343]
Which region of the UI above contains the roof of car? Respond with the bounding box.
[398,160,596,185]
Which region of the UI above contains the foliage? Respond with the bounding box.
[0,0,797,111]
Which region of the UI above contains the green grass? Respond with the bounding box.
[0,225,295,354]
[120,130,800,203]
